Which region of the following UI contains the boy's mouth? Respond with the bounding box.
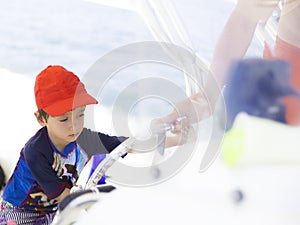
[69,133,79,138]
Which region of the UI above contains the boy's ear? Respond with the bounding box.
[34,111,46,126]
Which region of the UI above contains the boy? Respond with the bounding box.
[0,65,185,224]
[0,65,128,224]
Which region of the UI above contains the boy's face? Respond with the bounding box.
[42,106,86,151]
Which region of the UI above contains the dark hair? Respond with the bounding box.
[0,165,5,191]
[37,109,50,122]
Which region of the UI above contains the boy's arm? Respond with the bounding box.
[24,145,73,202]
[78,128,127,157]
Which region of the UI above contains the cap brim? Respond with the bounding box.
[43,93,98,116]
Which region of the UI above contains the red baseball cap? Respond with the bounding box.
[34,65,98,116]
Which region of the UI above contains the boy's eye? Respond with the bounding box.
[79,113,85,117]
[59,118,68,122]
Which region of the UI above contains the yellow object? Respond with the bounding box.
[222,127,245,167]
[221,112,300,167]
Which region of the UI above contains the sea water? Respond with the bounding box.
[0,0,262,77]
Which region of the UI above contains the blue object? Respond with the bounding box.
[88,154,107,184]
[224,58,300,130]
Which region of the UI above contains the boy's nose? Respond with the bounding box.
[69,119,79,131]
